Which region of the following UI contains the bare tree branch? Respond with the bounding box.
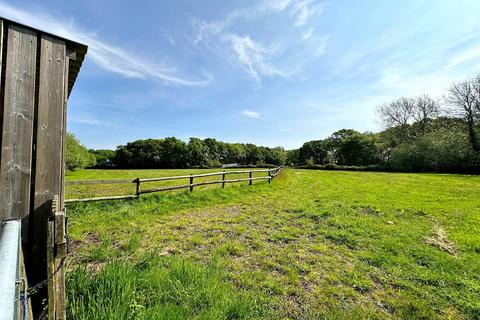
[377,97,415,128]
[446,77,480,151]
[413,94,440,123]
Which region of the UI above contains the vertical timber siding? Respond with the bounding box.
[0,24,37,220]
[0,17,86,319]
[31,35,68,319]
[35,36,66,205]
[0,20,4,193]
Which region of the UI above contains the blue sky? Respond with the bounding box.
[2,0,480,149]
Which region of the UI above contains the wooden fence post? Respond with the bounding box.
[268,170,272,183]
[190,175,194,192]
[47,206,56,319]
[222,173,226,189]
[135,178,140,197]
[249,171,253,185]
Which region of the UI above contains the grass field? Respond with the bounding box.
[66,169,480,319]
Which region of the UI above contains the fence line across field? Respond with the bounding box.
[65,166,283,203]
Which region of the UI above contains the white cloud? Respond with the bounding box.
[373,65,455,99]
[302,28,314,41]
[447,44,480,68]
[315,35,329,55]
[0,2,211,87]
[192,0,325,87]
[291,0,313,26]
[241,110,261,118]
[264,0,293,12]
[228,35,287,87]
[70,118,109,126]
[263,0,322,26]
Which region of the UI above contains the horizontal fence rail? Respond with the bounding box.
[65,166,283,203]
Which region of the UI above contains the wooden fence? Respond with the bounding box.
[65,166,283,203]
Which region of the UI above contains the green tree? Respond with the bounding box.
[287,149,300,166]
[222,143,246,164]
[298,140,329,165]
[390,126,480,172]
[66,132,96,170]
[89,149,116,168]
[328,129,381,166]
[245,144,264,165]
[159,137,188,168]
[114,139,164,168]
[263,147,287,165]
[187,138,209,167]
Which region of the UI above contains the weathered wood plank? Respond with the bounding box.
[54,209,66,320]
[34,36,67,320]
[47,199,57,320]
[65,178,135,185]
[56,52,70,320]
[59,48,70,210]
[0,18,3,70]
[0,19,4,220]
[34,35,66,221]
[65,194,138,203]
[0,25,37,220]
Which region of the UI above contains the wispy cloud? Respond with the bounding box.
[229,35,287,87]
[241,110,261,118]
[192,0,325,87]
[0,2,211,87]
[447,44,480,68]
[291,0,315,26]
[264,0,323,26]
[70,118,109,126]
[302,28,315,41]
[315,35,329,56]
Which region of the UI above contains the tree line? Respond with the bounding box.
[66,136,287,170]
[67,73,480,173]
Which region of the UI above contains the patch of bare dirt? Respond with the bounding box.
[159,246,179,256]
[85,261,107,274]
[424,226,458,256]
[84,232,102,244]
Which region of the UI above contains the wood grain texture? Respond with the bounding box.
[54,209,66,320]
[66,178,135,185]
[33,36,67,320]
[59,49,69,210]
[57,53,70,320]
[34,35,66,217]
[0,19,4,201]
[0,19,3,92]
[47,198,57,320]
[64,194,138,203]
[0,25,37,220]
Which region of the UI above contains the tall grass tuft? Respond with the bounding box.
[67,254,272,320]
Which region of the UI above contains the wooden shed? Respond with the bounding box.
[0,17,87,319]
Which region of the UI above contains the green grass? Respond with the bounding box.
[67,254,271,320]
[67,169,480,319]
